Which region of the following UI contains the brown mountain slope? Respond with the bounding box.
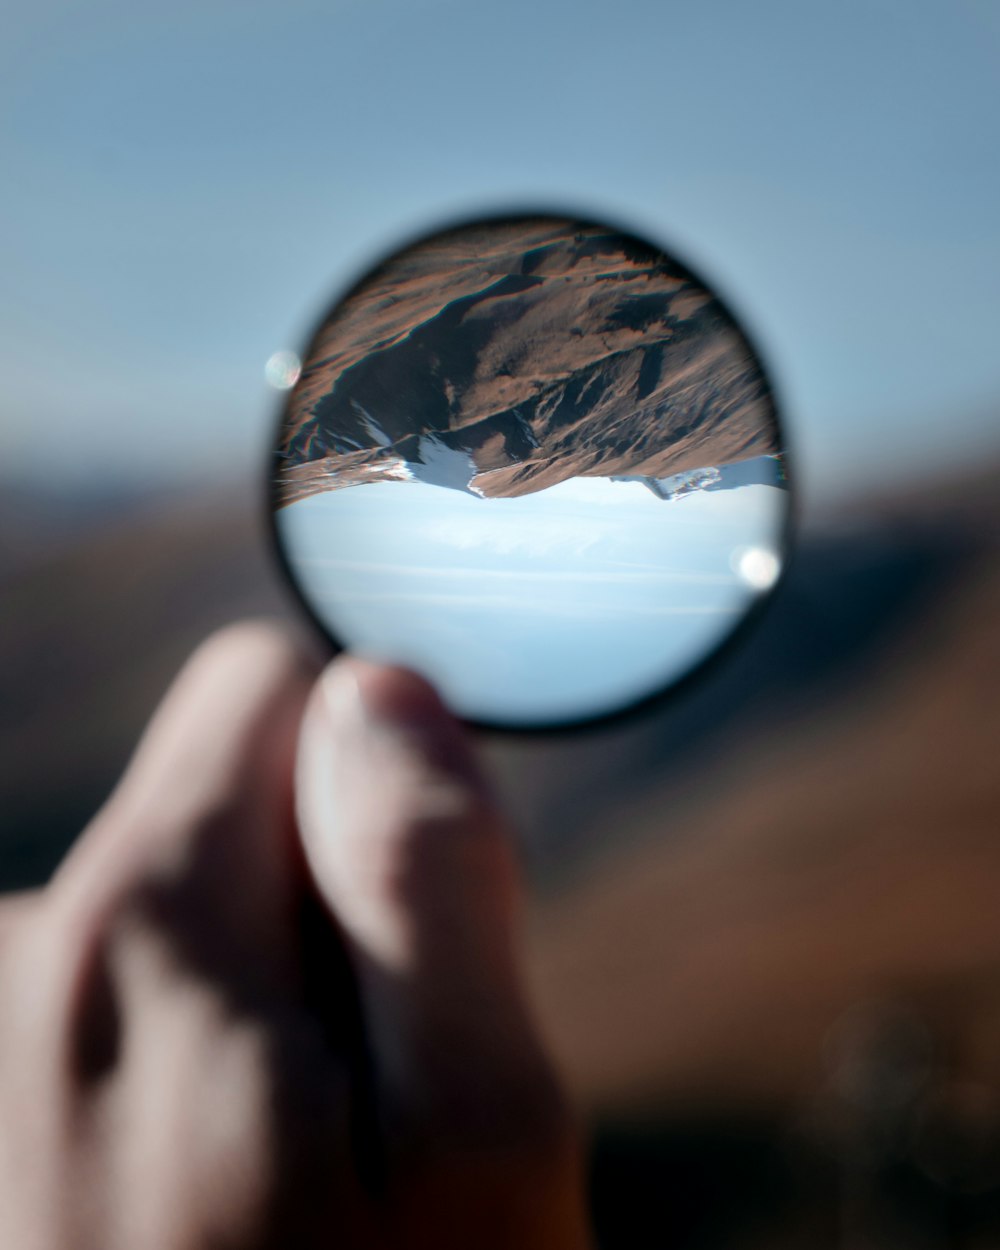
[275,219,779,506]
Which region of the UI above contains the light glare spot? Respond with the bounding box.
[265,350,301,390]
[732,545,781,591]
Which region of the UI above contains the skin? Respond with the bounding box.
[0,623,591,1250]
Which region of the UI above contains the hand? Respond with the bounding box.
[0,624,589,1250]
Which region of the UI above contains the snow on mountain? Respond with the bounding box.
[409,435,483,496]
[350,399,393,448]
[613,466,722,500]
[612,456,785,502]
[276,221,782,511]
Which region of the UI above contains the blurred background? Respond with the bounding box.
[2,1,999,1244]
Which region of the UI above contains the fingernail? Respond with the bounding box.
[319,658,486,800]
[322,658,449,737]
[320,658,368,730]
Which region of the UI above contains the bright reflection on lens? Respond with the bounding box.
[265,350,302,390]
[732,545,781,591]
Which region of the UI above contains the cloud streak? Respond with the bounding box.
[298,556,739,586]
[312,586,741,618]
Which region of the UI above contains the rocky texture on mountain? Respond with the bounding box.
[274,219,780,508]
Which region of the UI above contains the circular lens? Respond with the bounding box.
[270,214,791,729]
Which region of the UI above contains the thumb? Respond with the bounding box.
[295,657,560,1146]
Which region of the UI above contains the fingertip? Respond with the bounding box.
[296,654,512,962]
[45,622,322,1008]
[57,620,318,900]
[319,658,485,791]
[184,619,318,697]
[322,657,453,732]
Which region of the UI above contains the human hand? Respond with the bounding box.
[0,624,589,1249]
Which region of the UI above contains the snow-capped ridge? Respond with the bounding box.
[611,455,785,502]
[408,435,484,496]
[612,466,722,500]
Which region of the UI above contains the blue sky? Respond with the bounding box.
[278,475,786,723]
[2,0,999,507]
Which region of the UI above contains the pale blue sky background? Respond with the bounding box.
[2,0,998,507]
[279,476,786,722]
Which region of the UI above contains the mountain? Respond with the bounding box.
[280,412,787,506]
[611,453,786,500]
[274,219,781,508]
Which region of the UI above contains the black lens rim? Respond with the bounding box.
[264,207,797,736]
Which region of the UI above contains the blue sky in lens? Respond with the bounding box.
[1,0,999,506]
[278,476,786,723]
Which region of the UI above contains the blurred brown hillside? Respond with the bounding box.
[2,463,999,1247]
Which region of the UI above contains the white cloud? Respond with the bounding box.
[298,556,738,586]
[311,586,740,619]
[402,514,619,558]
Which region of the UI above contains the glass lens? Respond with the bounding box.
[270,215,790,729]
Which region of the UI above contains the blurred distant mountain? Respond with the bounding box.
[2,463,997,890]
[482,463,1000,1136]
[0,479,158,579]
[0,458,996,1060]
[0,485,296,885]
[3,459,1000,1248]
[275,220,779,506]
